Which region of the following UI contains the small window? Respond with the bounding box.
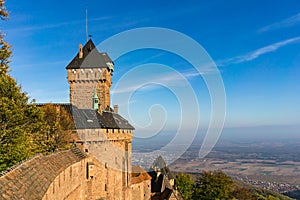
[70,167,72,178]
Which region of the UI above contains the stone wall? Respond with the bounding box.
[42,150,123,200]
[77,128,133,200]
[0,147,135,200]
[68,68,112,109]
[131,166,152,200]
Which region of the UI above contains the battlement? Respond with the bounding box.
[67,68,111,84]
[76,128,133,143]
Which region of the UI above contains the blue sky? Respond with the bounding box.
[2,0,300,133]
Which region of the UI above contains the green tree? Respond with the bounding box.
[193,170,233,200]
[232,185,256,200]
[175,174,194,200]
[0,73,48,171]
[0,0,10,75]
[0,0,48,171]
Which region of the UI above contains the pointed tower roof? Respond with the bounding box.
[150,156,174,179]
[66,39,113,70]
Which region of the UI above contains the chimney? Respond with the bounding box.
[113,105,119,114]
[79,44,83,58]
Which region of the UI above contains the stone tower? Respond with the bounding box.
[65,39,135,199]
[66,39,114,110]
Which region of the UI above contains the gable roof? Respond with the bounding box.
[66,39,113,69]
[52,104,134,130]
[131,166,152,184]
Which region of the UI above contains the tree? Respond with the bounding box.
[193,171,233,200]
[0,72,48,171]
[232,185,256,200]
[256,194,280,200]
[0,0,10,74]
[0,0,8,20]
[175,174,194,200]
[39,104,75,152]
[0,0,49,171]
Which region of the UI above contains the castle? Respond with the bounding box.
[0,40,181,200]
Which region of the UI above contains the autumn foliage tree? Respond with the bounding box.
[39,104,75,152]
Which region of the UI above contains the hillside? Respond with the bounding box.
[173,171,294,200]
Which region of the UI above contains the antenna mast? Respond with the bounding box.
[86,8,88,42]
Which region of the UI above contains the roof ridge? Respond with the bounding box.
[0,148,86,178]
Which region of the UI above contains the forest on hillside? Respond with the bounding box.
[175,171,293,200]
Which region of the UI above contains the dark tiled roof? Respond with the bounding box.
[37,104,134,130]
[71,107,104,129]
[98,111,135,130]
[71,106,135,130]
[65,39,113,69]
[150,156,175,180]
[0,148,86,200]
[149,156,175,193]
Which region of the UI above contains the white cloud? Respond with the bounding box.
[112,67,214,95]
[218,36,300,66]
[258,12,300,33]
